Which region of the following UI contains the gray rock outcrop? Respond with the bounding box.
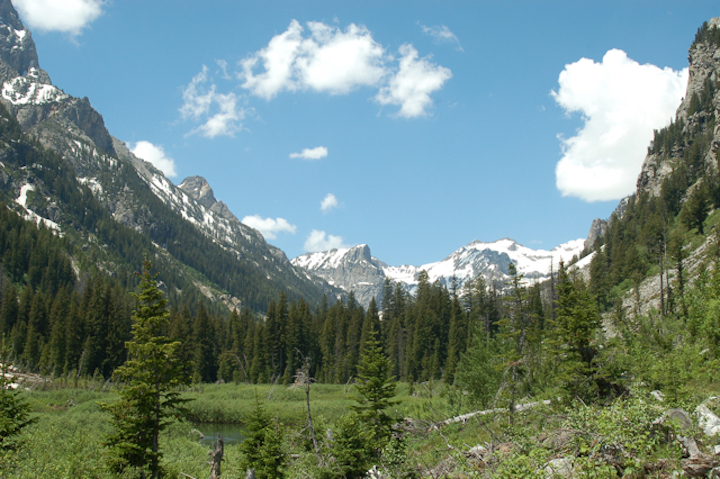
[179,175,236,221]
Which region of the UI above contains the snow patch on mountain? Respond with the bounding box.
[292,238,588,307]
[14,183,61,232]
[1,73,67,105]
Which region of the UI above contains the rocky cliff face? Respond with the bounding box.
[636,17,720,198]
[0,2,48,84]
[179,175,236,221]
[292,245,387,307]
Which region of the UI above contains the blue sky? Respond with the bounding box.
[12,1,719,266]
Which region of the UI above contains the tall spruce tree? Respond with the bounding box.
[334,327,399,478]
[103,260,189,478]
[550,262,601,401]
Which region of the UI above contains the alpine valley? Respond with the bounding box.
[0,0,594,313]
[8,2,720,478]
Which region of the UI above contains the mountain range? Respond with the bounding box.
[4,0,709,317]
[0,0,599,313]
[0,0,337,313]
[291,238,588,307]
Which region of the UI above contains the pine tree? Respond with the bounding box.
[497,263,531,415]
[350,328,398,450]
[239,393,286,479]
[549,262,601,401]
[192,301,217,383]
[334,328,399,478]
[103,260,189,478]
[0,347,33,451]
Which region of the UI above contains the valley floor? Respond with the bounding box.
[5,379,720,478]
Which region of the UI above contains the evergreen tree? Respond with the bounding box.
[239,393,286,479]
[103,260,189,478]
[192,301,217,383]
[0,347,33,451]
[444,291,467,384]
[497,263,531,415]
[334,328,398,477]
[549,262,601,401]
[456,318,501,409]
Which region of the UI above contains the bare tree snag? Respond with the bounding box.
[209,436,223,479]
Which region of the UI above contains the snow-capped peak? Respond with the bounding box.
[292,238,588,307]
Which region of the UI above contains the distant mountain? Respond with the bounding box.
[0,0,337,312]
[292,238,587,307]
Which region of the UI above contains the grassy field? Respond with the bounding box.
[2,379,457,478]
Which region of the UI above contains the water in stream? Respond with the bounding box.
[194,423,247,445]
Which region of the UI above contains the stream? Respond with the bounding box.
[194,423,247,445]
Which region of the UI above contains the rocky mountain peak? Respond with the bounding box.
[0,0,49,85]
[178,175,237,221]
[346,244,373,263]
[179,176,217,208]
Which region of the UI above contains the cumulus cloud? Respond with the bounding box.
[180,65,244,138]
[552,49,688,202]
[320,193,338,213]
[304,229,348,252]
[240,20,386,99]
[13,0,103,36]
[130,141,177,178]
[419,23,463,51]
[238,20,451,117]
[241,215,297,240]
[289,146,328,160]
[375,44,453,118]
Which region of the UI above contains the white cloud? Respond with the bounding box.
[552,49,688,202]
[130,141,177,178]
[297,22,387,94]
[13,0,103,36]
[304,229,348,252]
[238,20,450,117]
[419,23,463,51]
[320,193,338,213]
[240,19,304,99]
[241,215,297,240]
[180,65,244,138]
[289,146,328,160]
[240,20,386,99]
[375,44,453,118]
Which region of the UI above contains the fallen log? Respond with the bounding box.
[434,399,554,428]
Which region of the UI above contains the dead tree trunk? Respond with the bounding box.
[209,436,223,479]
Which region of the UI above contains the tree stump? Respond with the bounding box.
[209,436,223,479]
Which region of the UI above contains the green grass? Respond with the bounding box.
[6,379,720,478]
[1,380,449,477]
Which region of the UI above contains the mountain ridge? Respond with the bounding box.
[292,237,587,307]
[0,0,338,312]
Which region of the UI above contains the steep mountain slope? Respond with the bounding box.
[0,0,336,312]
[587,17,720,315]
[292,238,586,307]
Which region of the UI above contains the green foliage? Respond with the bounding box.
[238,393,286,479]
[565,398,683,477]
[549,264,601,401]
[349,329,398,442]
[693,20,720,49]
[333,329,400,477]
[455,322,501,409]
[0,348,33,451]
[103,260,190,478]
